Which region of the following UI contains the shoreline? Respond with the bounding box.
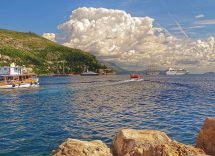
[37,73,117,77]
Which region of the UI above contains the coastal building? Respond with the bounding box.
[0,63,23,75]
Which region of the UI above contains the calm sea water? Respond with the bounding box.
[0,75,215,155]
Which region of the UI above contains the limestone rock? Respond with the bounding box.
[155,141,206,156]
[112,129,206,156]
[52,139,112,156]
[112,129,171,156]
[196,117,215,155]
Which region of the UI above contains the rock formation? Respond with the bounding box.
[52,128,210,156]
[196,117,215,156]
[112,129,206,156]
[52,139,112,156]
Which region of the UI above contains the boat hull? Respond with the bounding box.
[0,83,39,89]
[166,71,188,75]
[130,74,141,79]
[81,73,99,76]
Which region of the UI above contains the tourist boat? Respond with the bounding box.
[81,69,99,76]
[0,63,39,89]
[166,68,189,75]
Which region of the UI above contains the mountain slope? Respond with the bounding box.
[103,61,128,74]
[0,29,101,74]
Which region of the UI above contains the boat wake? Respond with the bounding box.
[108,78,144,85]
[67,78,145,91]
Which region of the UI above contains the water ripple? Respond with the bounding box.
[0,75,215,155]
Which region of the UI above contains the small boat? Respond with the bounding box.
[81,69,99,76]
[0,63,39,89]
[130,74,141,79]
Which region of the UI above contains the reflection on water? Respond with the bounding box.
[0,75,215,155]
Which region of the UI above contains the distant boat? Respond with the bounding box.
[81,69,99,76]
[166,68,189,75]
[130,74,141,79]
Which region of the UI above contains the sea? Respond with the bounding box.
[0,74,215,156]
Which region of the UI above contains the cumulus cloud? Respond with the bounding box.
[42,33,56,42]
[195,14,205,19]
[43,7,215,72]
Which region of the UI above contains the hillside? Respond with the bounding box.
[0,29,102,74]
[103,61,128,74]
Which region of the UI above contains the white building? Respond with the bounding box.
[0,63,23,76]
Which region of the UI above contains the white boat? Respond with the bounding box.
[166,68,189,75]
[81,69,99,76]
[0,63,39,89]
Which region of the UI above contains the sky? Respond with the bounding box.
[1,0,215,73]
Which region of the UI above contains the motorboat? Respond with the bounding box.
[81,69,99,76]
[130,74,141,79]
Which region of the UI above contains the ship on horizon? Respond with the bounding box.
[166,68,189,75]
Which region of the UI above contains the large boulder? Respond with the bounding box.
[112,129,206,156]
[196,117,215,155]
[52,139,112,156]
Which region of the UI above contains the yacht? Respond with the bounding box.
[81,69,99,76]
[166,68,189,75]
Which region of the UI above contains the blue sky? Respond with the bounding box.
[1,0,215,72]
[0,0,215,38]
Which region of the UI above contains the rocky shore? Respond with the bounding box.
[52,117,215,156]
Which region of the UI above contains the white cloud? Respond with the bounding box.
[195,14,205,19]
[43,7,215,73]
[195,19,215,25]
[188,25,205,29]
[42,33,56,42]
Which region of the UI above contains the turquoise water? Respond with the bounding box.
[0,75,215,155]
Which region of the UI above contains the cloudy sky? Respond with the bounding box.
[1,0,215,73]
